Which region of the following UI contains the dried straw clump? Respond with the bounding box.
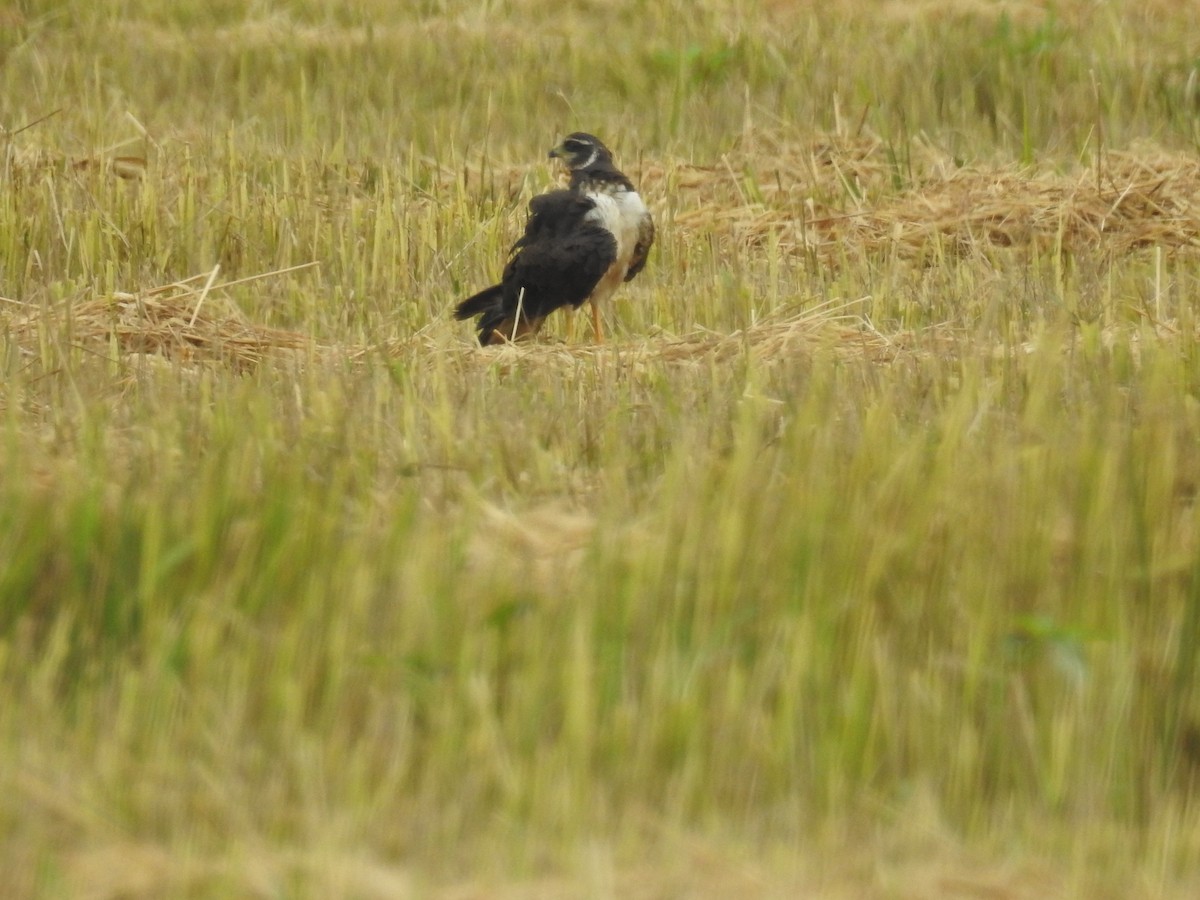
[652,132,948,253]
[660,303,971,367]
[7,265,316,372]
[446,302,912,373]
[828,149,1200,258]
[2,126,147,183]
[658,133,1200,261]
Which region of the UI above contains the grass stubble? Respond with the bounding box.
[2,1,1200,896]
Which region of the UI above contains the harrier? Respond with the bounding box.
[454,133,654,345]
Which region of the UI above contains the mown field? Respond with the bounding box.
[2,1,1200,896]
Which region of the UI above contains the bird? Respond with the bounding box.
[454,132,655,345]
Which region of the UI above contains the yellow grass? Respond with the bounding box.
[3,1,1200,897]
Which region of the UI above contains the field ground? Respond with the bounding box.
[3,1,1200,897]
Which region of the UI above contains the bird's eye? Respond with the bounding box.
[564,140,585,151]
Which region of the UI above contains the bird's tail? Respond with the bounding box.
[454,285,543,345]
[454,285,503,321]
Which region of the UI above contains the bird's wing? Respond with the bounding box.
[624,209,655,282]
[456,191,617,345]
[504,223,617,317]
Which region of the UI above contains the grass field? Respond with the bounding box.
[3,0,1200,896]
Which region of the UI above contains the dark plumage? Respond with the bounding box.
[455,133,654,345]
[551,132,655,291]
[454,190,617,345]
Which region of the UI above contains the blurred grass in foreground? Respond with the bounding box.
[2,1,1200,897]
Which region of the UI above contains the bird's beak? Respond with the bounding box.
[548,143,565,159]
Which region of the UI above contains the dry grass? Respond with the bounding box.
[5,2,1200,898]
[7,271,313,373]
[665,136,1200,261]
[6,135,1199,373]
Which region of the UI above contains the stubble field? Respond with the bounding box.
[2,1,1200,896]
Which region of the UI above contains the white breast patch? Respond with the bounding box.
[584,189,648,273]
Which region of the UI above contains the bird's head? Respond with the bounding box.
[548,133,612,171]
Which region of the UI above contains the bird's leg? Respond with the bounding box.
[590,298,604,343]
